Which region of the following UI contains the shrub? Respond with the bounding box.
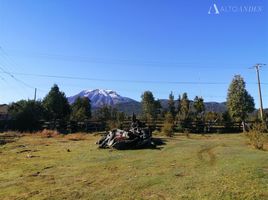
[162,122,173,137]
[246,122,266,150]
[183,128,190,138]
[162,112,174,137]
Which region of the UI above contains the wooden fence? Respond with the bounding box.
[40,120,244,133]
[0,119,255,133]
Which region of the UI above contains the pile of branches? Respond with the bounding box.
[97,116,155,150]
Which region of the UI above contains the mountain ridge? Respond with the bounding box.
[67,89,227,115]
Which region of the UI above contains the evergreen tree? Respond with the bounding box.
[154,99,162,118]
[42,84,70,121]
[227,75,255,132]
[205,111,220,122]
[176,93,191,132]
[141,91,157,123]
[168,91,176,118]
[8,100,44,131]
[179,92,190,120]
[70,97,91,121]
[95,105,126,130]
[193,96,205,120]
[177,95,181,115]
[96,105,113,121]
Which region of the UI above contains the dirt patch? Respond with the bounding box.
[64,133,87,141]
[16,144,27,148]
[43,166,53,170]
[0,132,22,145]
[263,167,268,174]
[143,191,166,200]
[0,139,15,145]
[30,171,41,177]
[26,154,40,158]
[17,149,39,154]
[103,166,118,172]
[197,145,218,165]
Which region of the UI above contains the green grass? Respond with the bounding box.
[0,133,268,200]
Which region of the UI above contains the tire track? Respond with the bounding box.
[197,145,218,165]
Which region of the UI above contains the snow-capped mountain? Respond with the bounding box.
[68,89,137,108]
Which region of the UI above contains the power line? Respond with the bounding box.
[3,48,258,69]
[0,47,46,93]
[0,64,35,89]
[1,71,267,86]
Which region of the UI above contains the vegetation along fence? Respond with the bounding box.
[0,119,252,133]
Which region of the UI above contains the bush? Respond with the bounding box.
[183,128,190,138]
[162,113,174,137]
[246,122,266,150]
[162,122,174,137]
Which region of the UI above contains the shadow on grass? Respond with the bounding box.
[152,137,167,145]
[0,132,21,145]
[98,137,167,151]
[129,137,167,150]
[152,137,167,149]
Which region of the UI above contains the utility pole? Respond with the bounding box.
[34,88,37,101]
[252,63,266,121]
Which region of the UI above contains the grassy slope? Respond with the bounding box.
[0,133,268,200]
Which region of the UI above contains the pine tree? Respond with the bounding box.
[96,105,112,121]
[177,95,181,115]
[179,92,190,120]
[70,97,91,121]
[154,99,162,118]
[168,91,176,118]
[227,75,255,132]
[141,91,157,123]
[193,96,205,120]
[42,84,70,121]
[8,100,44,131]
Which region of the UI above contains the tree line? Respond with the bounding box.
[140,75,260,134]
[4,75,264,132]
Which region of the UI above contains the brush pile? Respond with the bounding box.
[97,115,155,150]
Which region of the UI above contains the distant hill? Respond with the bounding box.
[114,101,142,115]
[158,99,227,113]
[204,102,227,113]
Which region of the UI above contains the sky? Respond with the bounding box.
[0,0,267,107]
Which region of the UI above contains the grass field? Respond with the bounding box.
[0,132,268,200]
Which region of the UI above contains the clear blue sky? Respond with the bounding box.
[0,0,267,107]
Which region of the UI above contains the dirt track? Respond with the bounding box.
[197,145,218,165]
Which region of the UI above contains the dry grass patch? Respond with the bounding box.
[64,133,87,141]
[36,129,60,138]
